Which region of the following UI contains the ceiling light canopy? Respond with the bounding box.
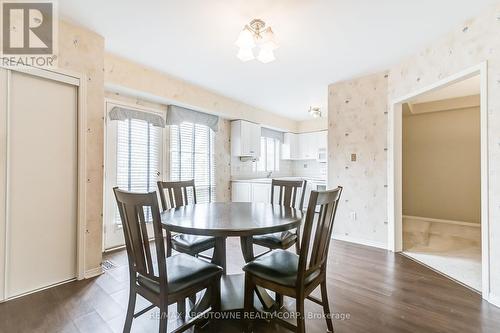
[235,19,278,63]
[308,107,322,118]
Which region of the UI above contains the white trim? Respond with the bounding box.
[332,234,387,250]
[77,74,87,280]
[388,62,490,302]
[84,266,103,279]
[488,294,500,308]
[403,215,480,228]
[0,278,76,304]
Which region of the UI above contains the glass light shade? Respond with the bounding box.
[235,26,256,49]
[257,47,275,63]
[260,27,279,50]
[237,47,255,62]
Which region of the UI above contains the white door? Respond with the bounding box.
[104,102,163,250]
[2,70,78,298]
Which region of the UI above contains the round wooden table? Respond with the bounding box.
[161,202,303,312]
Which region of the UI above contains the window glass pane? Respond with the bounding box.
[115,118,161,223]
[266,137,274,171]
[256,137,266,172]
[275,139,280,172]
[169,122,215,204]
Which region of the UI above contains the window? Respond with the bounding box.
[170,122,215,203]
[255,137,280,172]
[115,118,162,222]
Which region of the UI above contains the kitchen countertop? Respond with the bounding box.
[231,176,326,184]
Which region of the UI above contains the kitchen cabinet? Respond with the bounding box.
[282,133,300,160]
[231,120,261,157]
[282,130,327,161]
[231,182,252,202]
[252,183,271,203]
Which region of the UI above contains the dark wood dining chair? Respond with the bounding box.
[252,179,307,253]
[243,187,343,333]
[157,180,216,259]
[113,187,222,333]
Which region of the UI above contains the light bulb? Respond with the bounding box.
[237,47,255,62]
[235,26,256,49]
[260,27,279,51]
[257,47,275,63]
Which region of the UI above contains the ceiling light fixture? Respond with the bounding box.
[308,107,322,118]
[235,19,278,63]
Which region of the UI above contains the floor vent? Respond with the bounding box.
[101,260,117,271]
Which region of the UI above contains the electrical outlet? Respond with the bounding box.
[350,211,357,220]
[351,153,357,162]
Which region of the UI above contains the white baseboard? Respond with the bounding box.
[332,234,387,250]
[84,266,103,279]
[487,293,500,308]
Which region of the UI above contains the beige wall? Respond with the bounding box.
[58,21,104,273]
[328,2,500,302]
[328,72,388,248]
[403,106,480,223]
[104,53,299,132]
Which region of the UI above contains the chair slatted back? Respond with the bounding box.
[113,188,167,288]
[298,187,343,283]
[157,180,197,211]
[271,179,307,210]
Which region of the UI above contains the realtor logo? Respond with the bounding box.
[1,0,57,66]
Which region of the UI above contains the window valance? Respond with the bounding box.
[261,127,284,142]
[109,106,165,128]
[166,105,219,132]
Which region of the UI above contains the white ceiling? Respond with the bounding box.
[58,0,498,120]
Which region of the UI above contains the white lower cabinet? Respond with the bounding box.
[252,183,271,203]
[232,182,271,203]
[231,182,253,202]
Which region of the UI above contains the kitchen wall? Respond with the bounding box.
[403,105,480,224]
[328,2,500,304]
[292,160,327,179]
[104,53,298,132]
[230,157,294,179]
[328,72,389,249]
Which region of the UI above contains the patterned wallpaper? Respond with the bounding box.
[328,72,388,248]
[328,2,500,301]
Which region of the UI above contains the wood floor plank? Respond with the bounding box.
[0,239,499,332]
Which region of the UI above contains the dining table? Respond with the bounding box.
[160,201,303,312]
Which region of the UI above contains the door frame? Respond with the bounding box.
[387,62,490,300]
[0,64,87,293]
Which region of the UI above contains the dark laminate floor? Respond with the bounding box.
[0,240,499,333]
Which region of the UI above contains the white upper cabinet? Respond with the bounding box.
[231,120,261,157]
[282,132,299,160]
[282,130,327,160]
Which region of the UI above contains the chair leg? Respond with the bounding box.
[177,298,186,319]
[166,231,172,257]
[123,286,136,333]
[321,281,334,332]
[275,292,283,308]
[244,274,255,332]
[189,294,197,307]
[159,302,168,333]
[295,228,301,254]
[210,275,222,330]
[296,297,306,333]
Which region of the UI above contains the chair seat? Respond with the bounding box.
[243,249,320,287]
[171,233,216,254]
[137,253,222,294]
[252,231,297,250]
